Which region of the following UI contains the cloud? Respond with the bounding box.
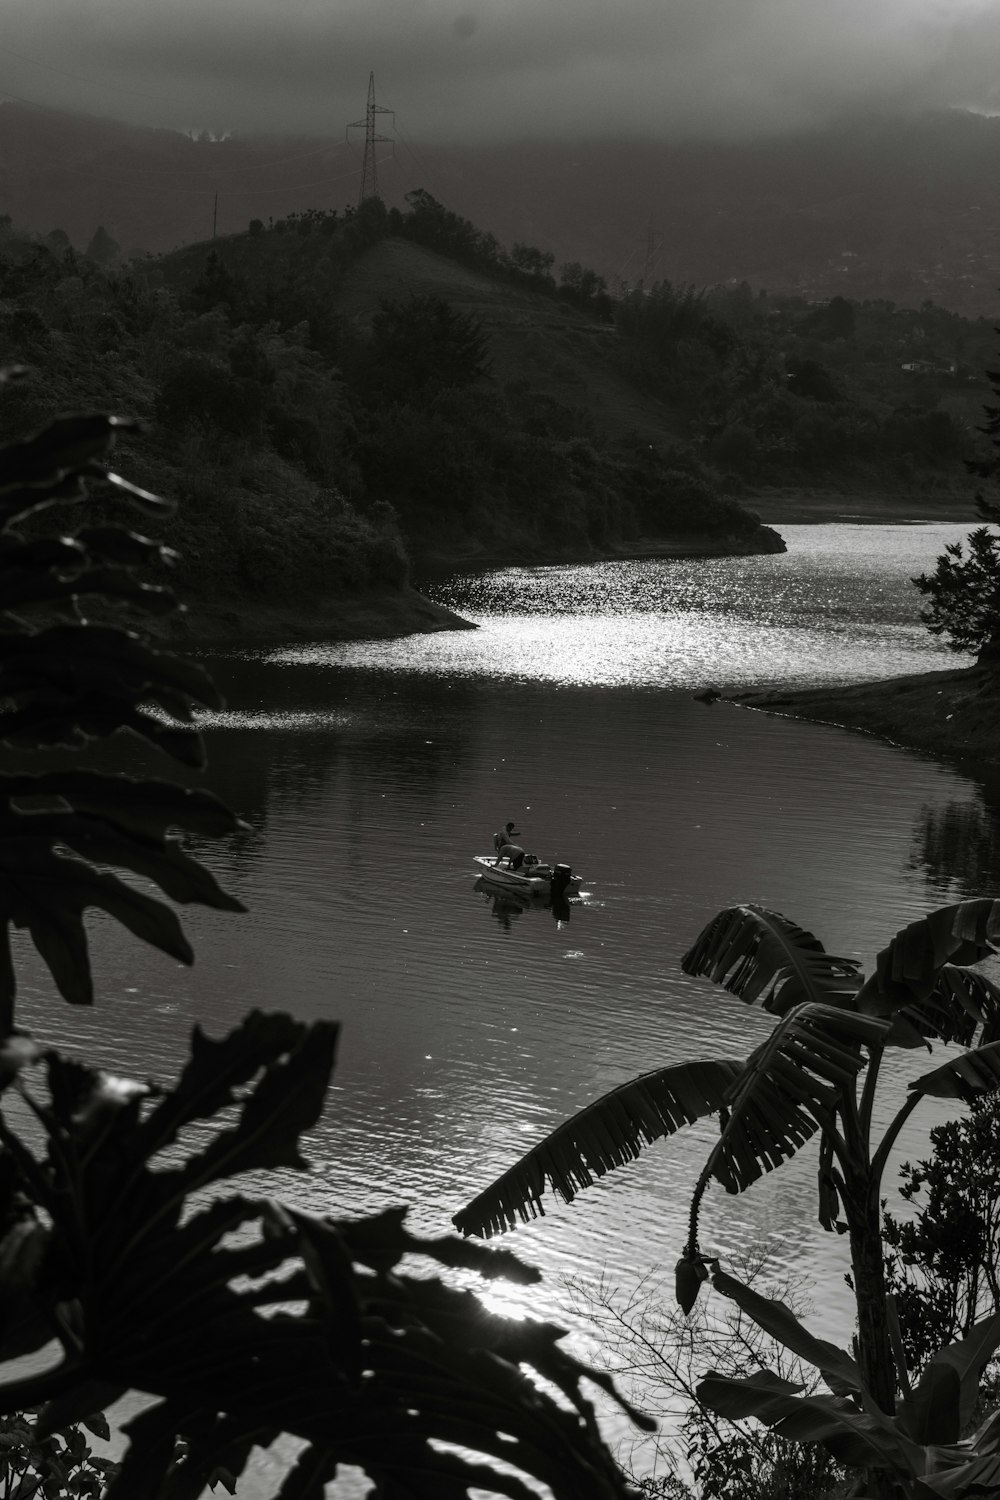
[3,0,999,141]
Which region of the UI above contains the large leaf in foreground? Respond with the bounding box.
[886,965,1000,1050]
[681,904,863,1015]
[700,1003,889,1198]
[897,1312,1000,1444]
[0,416,245,1026]
[453,1059,743,1238]
[909,1038,1000,1105]
[858,898,1000,1016]
[0,1016,637,1500]
[696,1369,924,1474]
[708,1264,863,1397]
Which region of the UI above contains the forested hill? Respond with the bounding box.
[0,191,990,631]
[5,103,1000,317]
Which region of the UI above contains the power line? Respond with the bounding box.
[1,42,192,110]
[0,82,353,182]
[375,96,434,188]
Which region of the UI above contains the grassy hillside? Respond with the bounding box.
[334,237,669,445]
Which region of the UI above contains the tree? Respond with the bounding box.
[455,899,1000,1498]
[559,262,608,301]
[801,297,855,342]
[0,383,639,1500]
[884,1091,1000,1382]
[912,527,1000,657]
[509,243,555,280]
[369,294,492,398]
[913,327,1000,662]
[84,226,120,266]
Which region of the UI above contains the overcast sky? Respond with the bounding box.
[4,0,1000,143]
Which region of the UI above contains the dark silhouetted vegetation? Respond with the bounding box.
[0,393,642,1500]
[615,280,987,488]
[456,900,1000,1498]
[914,326,1000,658]
[884,1092,1000,1389]
[913,525,1000,655]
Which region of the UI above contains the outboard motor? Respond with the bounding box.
[550,863,572,923]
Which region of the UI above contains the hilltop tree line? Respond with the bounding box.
[0,192,990,608]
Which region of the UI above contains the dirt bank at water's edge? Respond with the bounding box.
[729,664,1000,767]
[751,489,977,525]
[146,585,476,650]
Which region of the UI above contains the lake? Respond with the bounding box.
[14,522,1000,1487]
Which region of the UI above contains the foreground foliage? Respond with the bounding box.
[571,1255,848,1500]
[912,526,1000,657]
[0,1407,117,1498]
[884,1092,1000,1393]
[456,900,1000,1497]
[0,391,640,1499]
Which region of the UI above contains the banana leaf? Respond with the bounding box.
[453,1058,743,1238]
[0,1016,637,1500]
[681,904,863,1015]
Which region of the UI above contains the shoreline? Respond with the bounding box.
[729,663,1000,769]
[750,490,977,526]
[155,531,788,649]
[151,586,476,651]
[413,528,786,578]
[152,554,1000,778]
[156,506,981,670]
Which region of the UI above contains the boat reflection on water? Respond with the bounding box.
[473,877,574,931]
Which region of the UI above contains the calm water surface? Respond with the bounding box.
[17,523,1000,1485]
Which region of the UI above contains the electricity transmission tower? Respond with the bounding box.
[613,213,665,295]
[640,214,663,289]
[347,72,395,205]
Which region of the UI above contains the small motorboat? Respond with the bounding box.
[473,855,582,898]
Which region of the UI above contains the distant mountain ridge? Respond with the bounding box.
[2,101,1000,313]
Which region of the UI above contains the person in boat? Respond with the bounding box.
[493,821,520,862]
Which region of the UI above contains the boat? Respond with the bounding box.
[473,856,582,898]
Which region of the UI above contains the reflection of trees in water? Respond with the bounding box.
[911,791,1000,896]
[199,662,481,829]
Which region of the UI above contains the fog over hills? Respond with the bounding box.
[2,101,999,314]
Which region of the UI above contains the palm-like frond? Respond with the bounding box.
[681,904,862,1016]
[703,1004,889,1198]
[452,1059,743,1238]
[910,1037,1000,1105]
[886,966,1000,1050]
[859,898,1000,1017]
